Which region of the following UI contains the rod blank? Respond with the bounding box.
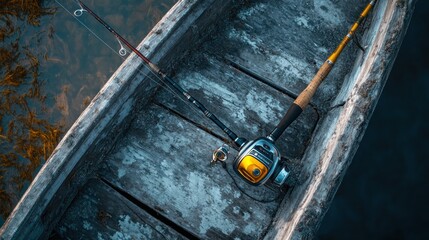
[268,0,377,142]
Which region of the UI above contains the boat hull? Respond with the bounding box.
[0,0,416,239]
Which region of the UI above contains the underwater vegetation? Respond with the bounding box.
[0,0,59,220]
[0,0,177,224]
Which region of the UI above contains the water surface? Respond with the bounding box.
[0,0,176,225]
[318,1,429,238]
[2,1,427,237]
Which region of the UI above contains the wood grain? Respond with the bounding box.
[203,0,367,110]
[98,104,282,239]
[54,178,185,239]
[0,0,414,239]
[156,53,319,159]
[0,0,237,239]
[264,1,416,238]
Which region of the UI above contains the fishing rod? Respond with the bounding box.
[73,0,246,148]
[230,0,378,187]
[268,0,377,142]
[70,0,376,188]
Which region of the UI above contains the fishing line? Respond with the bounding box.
[55,0,118,60]
[57,0,280,200]
[72,0,247,147]
[352,15,369,52]
[54,0,220,129]
[54,0,178,95]
[55,0,378,192]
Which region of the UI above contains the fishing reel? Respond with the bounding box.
[213,138,290,186]
[234,138,289,186]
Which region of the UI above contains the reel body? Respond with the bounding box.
[233,138,289,186]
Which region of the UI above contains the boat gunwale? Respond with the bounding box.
[0,0,416,239]
[0,0,227,238]
[265,0,416,238]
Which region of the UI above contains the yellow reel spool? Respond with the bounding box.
[237,155,269,183]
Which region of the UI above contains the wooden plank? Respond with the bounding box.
[0,1,238,239]
[53,178,185,239]
[203,0,367,109]
[263,1,417,238]
[98,104,283,239]
[155,53,319,160]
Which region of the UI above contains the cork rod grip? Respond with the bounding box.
[268,0,376,142]
[293,61,333,109]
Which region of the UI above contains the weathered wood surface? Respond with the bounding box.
[94,1,414,239]
[0,0,416,239]
[97,104,282,239]
[0,0,236,239]
[156,53,319,160]
[54,178,185,239]
[204,0,368,110]
[264,1,417,239]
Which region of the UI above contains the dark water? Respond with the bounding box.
[0,0,176,226]
[318,1,429,239]
[1,0,428,237]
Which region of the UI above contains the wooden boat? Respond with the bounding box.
[0,0,415,239]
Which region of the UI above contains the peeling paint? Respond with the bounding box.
[268,53,313,82]
[295,16,310,28]
[181,72,247,122]
[244,211,251,221]
[318,47,329,54]
[243,223,255,235]
[158,171,237,235]
[128,146,273,237]
[233,206,240,214]
[117,169,126,179]
[233,191,241,198]
[97,232,104,240]
[98,103,280,239]
[245,89,282,123]
[237,3,266,20]
[154,129,192,153]
[83,220,93,230]
[313,0,344,26]
[109,215,153,240]
[228,28,261,52]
